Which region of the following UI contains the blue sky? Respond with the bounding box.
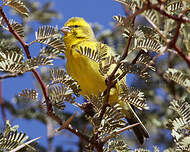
[1,0,126,151]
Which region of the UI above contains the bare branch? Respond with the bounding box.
[56,113,76,132]
[102,123,140,143]
[0,73,19,79]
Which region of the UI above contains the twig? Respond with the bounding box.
[153,6,190,23]
[167,16,190,68]
[0,8,31,59]
[9,136,41,152]
[100,35,133,121]
[0,73,19,79]
[0,7,53,113]
[56,113,76,132]
[102,123,140,143]
[0,7,101,151]
[122,1,190,24]
[174,45,190,68]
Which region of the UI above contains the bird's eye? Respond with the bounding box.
[74,25,79,28]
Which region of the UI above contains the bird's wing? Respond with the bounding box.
[72,41,113,63]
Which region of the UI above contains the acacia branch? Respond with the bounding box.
[0,8,52,109]
[174,45,190,68]
[99,35,133,123]
[167,17,190,68]
[122,1,190,24]
[0,8,31,59]
[0,7,102,151]
[122,0,190,68]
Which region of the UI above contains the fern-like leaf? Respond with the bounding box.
[113,15,127,26]
[49,68,81,96]
[40,46,64,58]
[18,88,38,101]
[134,148,150,152]
[46,38,65,51]
[24,56,53,71]
[95,104,126,137]
[35,26,59,43]
[0,19,24,37]
[133,38,162,53]
[0,51,24,63]
[103,135,130,152]
[85,94,126,138]
[165,0,183,15]
[170,100,190,124]
[119,84,149,110]
[6,0,29,16]
[0,131,28,151]
[34,26,65,52]
[9,20,24,38]
[115,0,143,13]
[99,55,119,76]
[120,62,153,80]
[0,120,37,151]
[114,15,134,38]
[169,98,190,151]
[136,53,155,71]
[177,136,190,151]
[0,61,24,73]
[76,46,107,63]
[133,26,163,53]
[163,68,190,93]
[0,51,25,73]
[48,85,75,109]
[142,10,160,26]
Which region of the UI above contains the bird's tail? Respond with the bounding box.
[126,112,149,145]
[118,100,149,144]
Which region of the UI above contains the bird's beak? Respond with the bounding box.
[61,26,71,35]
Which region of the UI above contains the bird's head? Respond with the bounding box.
[61,17,95,45]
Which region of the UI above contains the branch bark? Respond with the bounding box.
[0,7,101,151]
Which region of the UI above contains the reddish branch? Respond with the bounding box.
[99,24,134,123]
[174,45,190,68]
[0,7,102,151]
[1,0,190,151]
[0,9,31,59]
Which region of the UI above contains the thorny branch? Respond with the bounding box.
[97,0,190,149]
[99,22,134,125]
[0,0,190,151]
[125,1,190,68]
[0,7,102,151]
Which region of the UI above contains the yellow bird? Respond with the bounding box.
[61,17,149,144]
